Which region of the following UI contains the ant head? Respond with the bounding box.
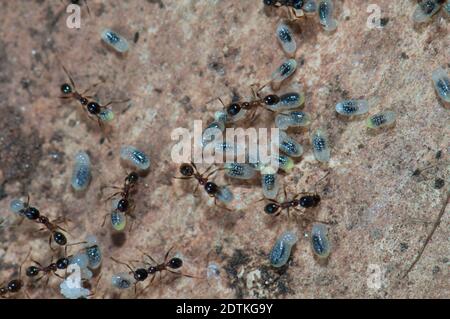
[293,0,304,9]
[61,83,72,94]
[53,232,67,246]
[126,172,139,184]
[264,203,280,215]
[180,163,194,177]
[26,266,40,277]
[134,268,148,282]
[168,257,183,269]
[263,94,280,106]
[23,207,40,220]
[117,199,129,212]
[226,103,241,116]
[204,182,219,195]
[87,102,101,115]
[7,279,22,293]
[56,257,69,270]
[148,266,157,274]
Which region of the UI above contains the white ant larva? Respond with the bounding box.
[276,22,297,57]
[335,99,369,116]
[276,131,304,157]
[412,0,442,23]
[271,59,298,90]
[310,129,331,163]
[269,230,298,268]
[432,67,450,103]
[120,146,150,171]
[224,163,257,180]
[71,151,92,192]
[101,29,130,53]
[275,111,311,129]
[261,165,279,200]
[317,0,338,31]
[366,111,396,129]
[310,223,331,258]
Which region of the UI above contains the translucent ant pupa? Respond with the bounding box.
[335,99,369,116]
[310,222,331,258]
[432,67,450,103]
[71,151,91,192]
[310,129,330,163]
[101,29,130,53]
[366,111,396,129]
[276,22,297,57]
[261,165,280,199]
[318,0,338,31]
[275,111,311,130]
[271,59,298,90]
[224,163,257,180]
[269,230,298,268]
[412,0,442,23]
[276,131,304,157]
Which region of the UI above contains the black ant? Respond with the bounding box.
[59,65,128,137]
[111,247,196,294]
[17,196,69,249]
[219,85,280,123]
[101,172,140,229]
[174,162,231,210]
[263,172,329,219]
[0,250,30,298]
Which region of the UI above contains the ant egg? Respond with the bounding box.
[311,129,331,163]
[216,186,234,204]
[275,111,311,130]
[274,154,295,173]
[269,230,298,268]
[224,163,256,180]
[261,166,279,199]
[335,99,369,116]
[266,92,305,111]
[71,151,91,192]
[277,131,303,157]
[432,67,450,103]
[276,23,297,57]
[310,223,331,258]
[10,199,24,214]
[101,29,129,53]
[85,235,102,270]
[412,0,441,23]
[99,109,115,122]
[303,0,317,13]
[318,0,338,31]
[271,59,297,89]
[120,146,150,171]
[112,272,135,289]
[366,111,396,129]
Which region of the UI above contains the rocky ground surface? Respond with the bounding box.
[0,0,448,298]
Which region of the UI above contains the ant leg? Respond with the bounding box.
[103,191,123,203]
[164,247,174,264]
[137,248,158,265]
[167,269,198,279]
[19,248,32,277]
[214,198,232,212]
[101,98,131,109]
[48,235,56,252]
[190,161,199,174]
[173,176,193,180]
[110,257,136,278]
[61,65,77,91]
